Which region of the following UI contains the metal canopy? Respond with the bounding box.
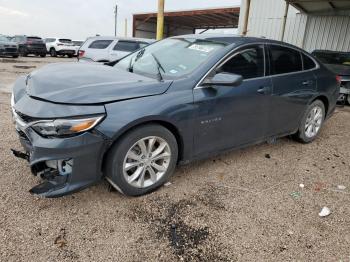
[288,0,350,14]
[133,7,240,36]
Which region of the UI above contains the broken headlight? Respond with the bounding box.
[31,115,105,137]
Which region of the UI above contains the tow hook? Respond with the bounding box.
[11,149,29,161]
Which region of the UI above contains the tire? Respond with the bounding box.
[50,48,57,57]
[40,53,46,57]
[68,54,73,58]
[19,48,27,57]
[293,100,325,143]
[12,55,19,58]
[105,124,178,196]
[347,95,350,105]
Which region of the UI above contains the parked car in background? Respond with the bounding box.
[45,38,76,57]
[11,35,339,197]
[312,50,350,104]
[72,40,84,56]
[0,35,18,58]
[12,35,46,57]
[78,36,154,63]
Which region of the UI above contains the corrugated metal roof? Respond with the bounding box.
[289,0,350,14]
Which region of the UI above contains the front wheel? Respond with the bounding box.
[294,100,325,143]
[105,125,178,196]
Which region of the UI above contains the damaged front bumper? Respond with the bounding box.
[12,126,108,197]
[10,87,110,198]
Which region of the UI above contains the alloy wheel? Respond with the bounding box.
[123,136,171,188]
[304,105,323,138]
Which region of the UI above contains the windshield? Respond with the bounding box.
[115,38,228,79]
[0,36,9,42]
[313,51,350,66]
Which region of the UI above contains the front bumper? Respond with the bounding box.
[0,48,18,56]
[11,90,110,197]
[14,127,108,197]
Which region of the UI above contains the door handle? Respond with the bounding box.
[257,86,271,95]
[302,80,313,86]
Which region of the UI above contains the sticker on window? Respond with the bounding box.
[188,44,215,53]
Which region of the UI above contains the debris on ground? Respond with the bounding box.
[337,185,346,190]
[319,207,331,217]
[299,184,305,188]
[164,182,172,187]
[54,228,67,248]
[290,191,301,199]
[12,65,36,69]
[314,182,326,192]
[265,154,271,159]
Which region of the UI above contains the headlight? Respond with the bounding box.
[31,115,105,137]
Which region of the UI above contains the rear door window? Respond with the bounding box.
[269,45,302,75]
[88,40,113,49]
[218,45,265,80]
[113,41,140,52]
[302,53,316,70]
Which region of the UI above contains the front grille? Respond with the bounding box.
[5,48,17,52]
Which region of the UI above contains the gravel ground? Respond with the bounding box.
[1,57,350,261]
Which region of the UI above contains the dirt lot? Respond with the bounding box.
[1,57,350,261]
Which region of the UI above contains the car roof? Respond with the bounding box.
[86,36,155,43]
[171,34,303,49]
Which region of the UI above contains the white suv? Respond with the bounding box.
[78,36,154,63]
[45,38,76,58]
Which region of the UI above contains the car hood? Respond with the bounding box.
[26,63,173,104]
[0,40,16,46]
[324,63,350,76]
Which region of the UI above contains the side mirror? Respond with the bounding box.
[202,72,243,87]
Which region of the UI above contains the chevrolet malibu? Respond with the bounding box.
[11,35,339,197]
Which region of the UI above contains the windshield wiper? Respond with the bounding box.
[128,48,145,72]
[151,53,165,81]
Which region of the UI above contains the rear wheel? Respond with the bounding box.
[294,100,325,143]
[40,53,46,57]
[12,55,19,58]
[50,48,57,57]
[68,54,73,58]
[105,124,178,196]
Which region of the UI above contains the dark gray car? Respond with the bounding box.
[11,35,339,197]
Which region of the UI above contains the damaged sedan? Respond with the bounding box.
[11,35,339,197]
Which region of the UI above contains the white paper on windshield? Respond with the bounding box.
[188,44,215,53]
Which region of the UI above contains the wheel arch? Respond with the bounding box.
[311,95,329,116]
[101,119,185,172]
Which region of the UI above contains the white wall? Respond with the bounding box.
[238,0,350,52]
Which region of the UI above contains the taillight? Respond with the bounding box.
[336,75,342,85]
[78,50,85,57]
[26,41,32,44]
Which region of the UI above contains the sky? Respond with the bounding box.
[0,0,241,40]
